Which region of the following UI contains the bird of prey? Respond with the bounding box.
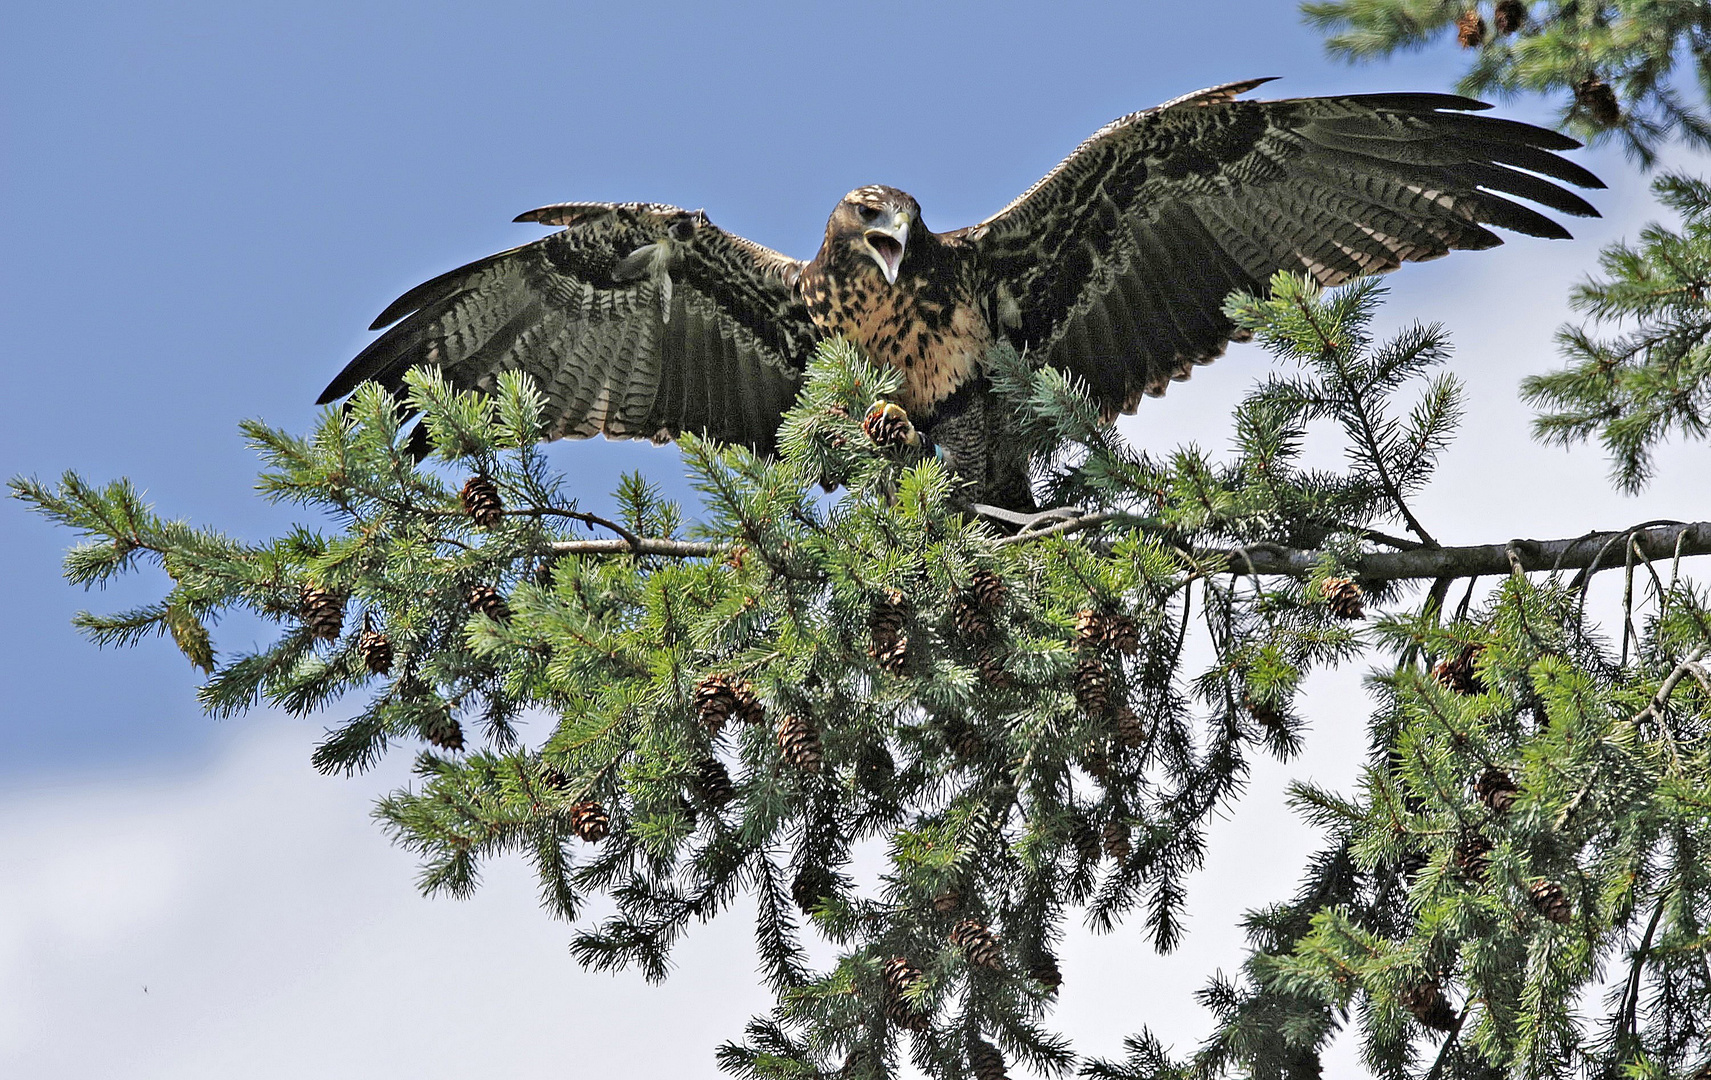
[319,79,1601,511]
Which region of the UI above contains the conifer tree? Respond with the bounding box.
[15,269,1711,1078]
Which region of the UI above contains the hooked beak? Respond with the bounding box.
[862,209,910,284]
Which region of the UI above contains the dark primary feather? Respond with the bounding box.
[319,203,815,455]
[951,80,1605,415]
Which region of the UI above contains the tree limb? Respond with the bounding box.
[543,520,1711,582]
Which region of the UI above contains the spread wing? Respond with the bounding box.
[954,79,1604,414]
[319,202,816,455]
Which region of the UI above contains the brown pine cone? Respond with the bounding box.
[862,401,920,449]
[691,757,735,807]
[882,956,924,998]
[1079,751,1112,784]
[943,716,984,760]
[880,956,929,1030]
[932,888,962,913]
[1028,950,1063,992]
[1433,644,1484,695]
[1456,9,1486,47]
[1474,766,1519,814]
[884,998,930,1031]
[871,634,911,675]
[1104,613,1140,656]
[951,592,994,639]
[693,673,763,734]
[1114,705,1146,749]
[570,800,610,843]
[1068,815,1101,864]
[1453,829,1494,882]
[1400,980,1459,1032]
[974,648,1013,689]
[869,590,911,673]
[464,583,510,622]
[299,585,346,641]
[422,704,464,751]
[969,1038,1008,1080]
[357,617,393,675]
[777,713,823,773]
[1073,609,1108,650]
[1528,879,1573,924]
[1576,77,1621,126]
[792,865,835,913]
[1243,691,1287,732]
[1102,820,1132,862]
[459,475,504,528]
[1493,0,1525,34]
[949,919,1003,970]
[1073,656,1113,715]
[1320,576,1366,620]
[968,568,1006,608]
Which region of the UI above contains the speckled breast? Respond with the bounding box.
[801,262,991,417]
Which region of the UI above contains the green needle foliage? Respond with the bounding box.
[14,275,1710,1079]
[1301,0,1711,165]
[1524,172,1711,492]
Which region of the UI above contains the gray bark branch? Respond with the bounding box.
[544,521,1711,583]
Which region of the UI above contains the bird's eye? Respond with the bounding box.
[858,205,882,223]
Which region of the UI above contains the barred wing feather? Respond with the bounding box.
[958,80,1604,415]
[319,202,815,455]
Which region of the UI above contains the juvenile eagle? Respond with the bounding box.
[320,79,1601,510]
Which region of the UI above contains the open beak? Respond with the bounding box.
[863,209,910,284]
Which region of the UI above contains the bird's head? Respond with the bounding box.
[825,185,921,285]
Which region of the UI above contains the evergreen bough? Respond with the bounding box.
[1525,172,1711,492]
[13,274,1711,1079]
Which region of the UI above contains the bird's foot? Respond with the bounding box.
[862,401,921,449]
[970,504,1086,534]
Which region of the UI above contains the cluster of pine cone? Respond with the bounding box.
[693,673,765,734]
[1453,828,1494,881]
[1575,76,1621,126]
[1455,2,1525,49]
[792,865,836,913]
[951,570,1007,638]
[1074,608,1139,656]
[1071,608,1145,744]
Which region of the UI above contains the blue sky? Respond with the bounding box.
[2,2,1706,1076]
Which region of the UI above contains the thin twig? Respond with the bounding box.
[1633,643,1711,727]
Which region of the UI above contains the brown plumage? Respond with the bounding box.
[321,81,1602,508]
